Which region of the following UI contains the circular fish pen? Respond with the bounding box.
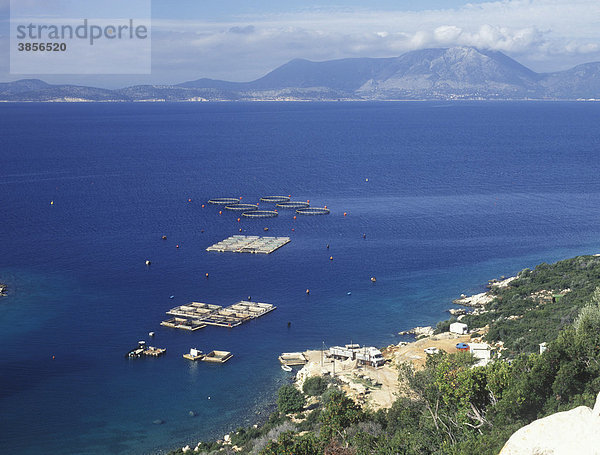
[260,196,291,203]
[208,198,240,205]
[276,201,310,209]
[224,204,259,211]
[296,207,330,215]
[242,210,278,218]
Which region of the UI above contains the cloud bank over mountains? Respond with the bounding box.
[1,0,600,87]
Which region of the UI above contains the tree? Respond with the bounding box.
[277,385,305,414]
[303,376,329,396]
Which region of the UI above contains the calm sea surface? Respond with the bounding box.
[2,101,600,454]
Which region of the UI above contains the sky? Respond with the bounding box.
[1,0,600,88]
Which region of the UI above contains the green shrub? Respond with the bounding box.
[277,385,305,414]
[302,376,329,396]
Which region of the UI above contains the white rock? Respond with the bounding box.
[500,392,600,455]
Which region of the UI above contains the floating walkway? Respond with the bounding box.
[162,300,276,330]
[206,235,290,254]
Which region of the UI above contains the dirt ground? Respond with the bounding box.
[296,331,473,410]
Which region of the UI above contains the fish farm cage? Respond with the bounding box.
[224,204,259,211]
[241,210,279,218]
[276,201,310,209]
[260,196,291,203]
[208,198,241,205]
[296,207,330,215]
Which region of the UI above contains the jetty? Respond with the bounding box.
[161,300,276,331]
[206,235,290,254]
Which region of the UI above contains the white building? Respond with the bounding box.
[450,322,468,334]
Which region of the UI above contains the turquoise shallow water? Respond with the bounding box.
[2,101,600,454]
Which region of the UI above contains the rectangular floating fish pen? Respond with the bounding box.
[202,350,233,363]
[206,236,290,254]
[160,317,207,331]
[278,352,308,366]
[161,300,276,331]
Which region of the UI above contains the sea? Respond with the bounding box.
[2,101,600,454]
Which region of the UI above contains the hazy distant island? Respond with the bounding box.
[3,47,600,102]
[168,254,600,455]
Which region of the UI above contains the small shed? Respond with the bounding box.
[450,322,468,334]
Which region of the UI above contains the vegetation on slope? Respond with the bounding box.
[171,255,600,455]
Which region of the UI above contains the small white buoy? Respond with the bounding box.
[149,331,155,337]
[145,260,151,266]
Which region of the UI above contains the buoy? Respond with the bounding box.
[291,228,295,231]
[219,211,222,214]
[366,178,369,182]
[239,197,242,200]
[293,216,296,220]
[208,396,211,400]
[306,289,310,294]
[50,200,54,205]
[145,260,151,266]
[307,200,310,203]
[247,296,251,301]
[329,256,333,261]
[363,233,366,239]
[237,218,241,222]
[176,244,179,249]
[52,355,55,359]
[371,277,377,283]
[324,205,327,209]
[201,204,205,208]
[326,244,329,249]
[162,235,167,240]
[347,291,352,295]
[239,228,242,232]
[264,227,269,231]
[343,212,347,216]
[188,198,192,202]
[205,273,209,278]
[149,331,155,337]
[170,295,175,299]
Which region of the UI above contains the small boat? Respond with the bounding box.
[281,364,292,372]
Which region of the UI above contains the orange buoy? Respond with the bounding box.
[329,256,333,261]
[324,205,327,209]
[237,218,241,222]
[52,355,55,359]
[292,228,295,231]
[219,211,222,214]
[202,204,205,208]
[343,212,347,216]
[306,289,310,294]
[239,197,242,200]
[293,216,297,220]
[307,200,310,203]
[205,273,209,278]
[188,198,192,202]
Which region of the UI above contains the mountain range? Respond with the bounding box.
[2,47,600,101]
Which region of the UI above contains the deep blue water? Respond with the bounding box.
[2,101,600,454]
